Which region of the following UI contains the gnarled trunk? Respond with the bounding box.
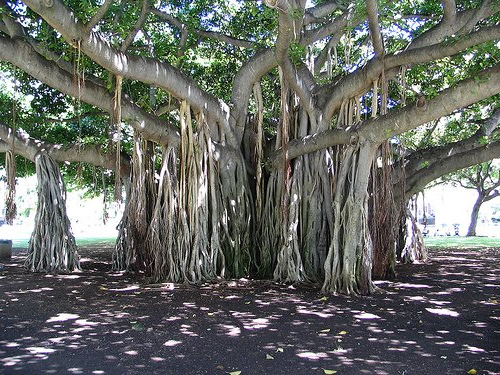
[323,143,377,295]
[25,153,80,272]
[114,103,252,283]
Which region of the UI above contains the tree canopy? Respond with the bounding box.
[1,0,500,294]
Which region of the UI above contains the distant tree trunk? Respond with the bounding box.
[467,193,484,236]
[25,153,80,272]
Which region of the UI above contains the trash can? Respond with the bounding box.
[0,240,12,260]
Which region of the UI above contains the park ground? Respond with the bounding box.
[0,244,499,375]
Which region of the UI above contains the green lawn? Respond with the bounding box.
[424,236,500,249]
[11,233,500,250]
[12,236,116,249]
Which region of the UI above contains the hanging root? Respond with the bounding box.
[113,75,123,202]
[114,102,252,283]
[5,150,17,224]
[323,145,376,295]
[113,130,154,272]
[25,153,80,273]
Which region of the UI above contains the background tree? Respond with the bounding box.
[443,161,500,236]
[1,0,500,293]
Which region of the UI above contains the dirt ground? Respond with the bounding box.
[0,246,499,375]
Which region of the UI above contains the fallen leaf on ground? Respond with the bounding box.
[266,354,274,360]
[338,330,347,335]
[229,371,241,375]
[319,296,328,301]
[276,347,284,353]
[323,369,337,374]
[468,369,477,375]
[319,329,331,333]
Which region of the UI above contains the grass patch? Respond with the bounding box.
[13,236,116,249]
[424,236,500,249]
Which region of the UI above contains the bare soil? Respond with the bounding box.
[0,246,499,375]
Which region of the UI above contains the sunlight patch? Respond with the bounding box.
[354,312,381,320]
[425,308,459,317]
[26,346,56,354]
[46,313,80,323]
[463,345,485,353]
[395,283,432,289]
[296,351,329,360]
[163,340,182,347]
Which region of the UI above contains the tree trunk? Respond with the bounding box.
[397,208,427,264]
[25,153,80,272]
[467,194,484,236]
[370,143,397,280]
[114,103,252,283]
[322,143,377,295]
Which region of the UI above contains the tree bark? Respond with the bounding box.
[467,194,484,236]
[25,153,80,272]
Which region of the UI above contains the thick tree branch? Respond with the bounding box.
[321,24,500,121]
[23,0,232,144]
[402,140,500,198]
[361,63,500,144]
[441,0,457,25]
[408,1,498,50]
[398,128,500,185]
[304,0,346,25]
[1,1,105,87]
[0,122,131,176]
[366,0,385,57]
[0,36,180,146]
[481,107,500,136]
[265,128,353,170]
[301,4,358,47]
[231,49,276,144]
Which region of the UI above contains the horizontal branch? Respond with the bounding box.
[320,19,500,121]
[0,122,130,176]
[265,128,353,170]
[0,36,180,146]
[402,140,500,198]
[361,63,500,144]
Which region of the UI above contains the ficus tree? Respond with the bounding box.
[1,0,500,293]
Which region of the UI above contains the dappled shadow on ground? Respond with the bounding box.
[0,247,499,375]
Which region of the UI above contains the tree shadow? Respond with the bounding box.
[0,247,498,374]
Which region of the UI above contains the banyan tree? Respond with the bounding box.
[1,0,500,294]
